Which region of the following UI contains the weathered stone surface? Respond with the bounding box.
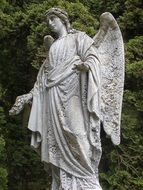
[9,7,124,190]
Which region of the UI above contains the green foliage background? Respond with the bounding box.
[0,0,142,189]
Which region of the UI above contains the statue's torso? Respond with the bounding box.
[48,33,78,68]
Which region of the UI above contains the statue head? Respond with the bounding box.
[45,7,75,34]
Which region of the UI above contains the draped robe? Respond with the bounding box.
[28,32,102,190]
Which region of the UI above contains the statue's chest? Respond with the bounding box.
[49,36,77,66]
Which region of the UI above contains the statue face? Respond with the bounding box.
[48,15,65,33]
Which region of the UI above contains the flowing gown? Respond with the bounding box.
[28,31,102,190]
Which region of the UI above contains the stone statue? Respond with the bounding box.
[9,7,124,190]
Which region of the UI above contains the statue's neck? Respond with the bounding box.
[58,26,68,38]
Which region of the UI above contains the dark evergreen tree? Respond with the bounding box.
[0,0,142,189]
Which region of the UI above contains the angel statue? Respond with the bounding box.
[9,7,124,190]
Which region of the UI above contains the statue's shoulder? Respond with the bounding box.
[73,31,94,48]
[72,31,89,43]
[73,31,86,38]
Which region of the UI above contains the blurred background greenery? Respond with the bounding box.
[0,0,143,189]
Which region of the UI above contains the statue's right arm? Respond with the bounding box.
[9,35,54,116]
[9,88,34,116]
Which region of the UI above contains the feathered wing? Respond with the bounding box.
[44,35,54,52]
[93,12,125,145]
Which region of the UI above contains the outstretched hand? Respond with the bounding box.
[9,93,32,116]
[72,63,89,72]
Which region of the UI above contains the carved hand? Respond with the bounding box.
[9,93,33,116]
[73,63,89,72]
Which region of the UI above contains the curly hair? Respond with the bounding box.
[45,7,76,33]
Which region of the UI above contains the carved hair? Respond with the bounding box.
[45,7,76,33]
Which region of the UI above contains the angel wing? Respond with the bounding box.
[44,35,54,52]
[93,12,125,145]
